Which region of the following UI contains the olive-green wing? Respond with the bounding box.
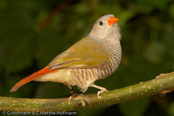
[48,37,111,70]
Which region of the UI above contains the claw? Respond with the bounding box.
[97,89,108,98]
[89,84,108,98]
[68,93,83,104]
[69,93,77,104]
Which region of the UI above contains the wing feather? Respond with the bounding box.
[48,37,111,70]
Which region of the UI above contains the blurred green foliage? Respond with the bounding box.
[0,0,174,116]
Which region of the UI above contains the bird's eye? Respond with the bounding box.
[99,21,103,26]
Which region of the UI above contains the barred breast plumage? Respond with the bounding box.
[67,40,122,93]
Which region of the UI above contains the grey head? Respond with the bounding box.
[89,14,121,41]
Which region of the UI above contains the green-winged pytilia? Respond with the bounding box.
[10,14,122,102]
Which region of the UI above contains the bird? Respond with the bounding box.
[10,14,122,102]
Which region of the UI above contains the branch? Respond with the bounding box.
[0,72,174,112]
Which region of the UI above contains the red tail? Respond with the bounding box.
[10,67,57,92]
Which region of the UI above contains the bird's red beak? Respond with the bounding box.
[108,17,119,26]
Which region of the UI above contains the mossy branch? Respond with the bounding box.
[0,72,174,112]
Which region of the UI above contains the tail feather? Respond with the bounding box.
[10,67,58,92]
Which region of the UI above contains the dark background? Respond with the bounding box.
[0,0,174,116]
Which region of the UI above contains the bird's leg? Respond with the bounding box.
[90,84,108,98]
[67,84,82,103]
[68,84,76,95]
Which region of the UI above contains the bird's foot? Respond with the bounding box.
[68,86,83,103]
[97,88,108,98]
[89,84,108,98]
[68,93,83,104]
